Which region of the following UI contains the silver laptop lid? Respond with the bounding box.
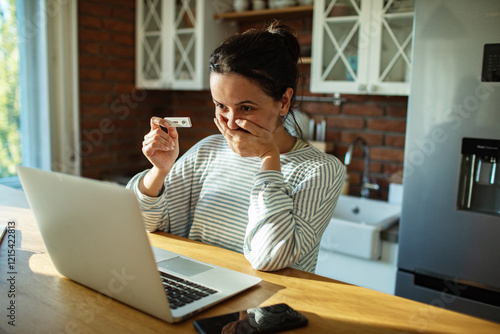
[17,166,261,323]
[17,166,173,322]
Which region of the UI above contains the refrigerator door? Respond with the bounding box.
[396,0,500,321]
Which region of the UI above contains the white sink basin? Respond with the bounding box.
[320,195,401,260]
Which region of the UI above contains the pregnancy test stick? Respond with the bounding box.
[163,117,192,127]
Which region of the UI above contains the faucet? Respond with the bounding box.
[344,137,379,198]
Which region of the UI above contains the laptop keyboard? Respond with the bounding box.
[159,271,218,309]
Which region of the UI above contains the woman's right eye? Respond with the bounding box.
[215,103,226,110]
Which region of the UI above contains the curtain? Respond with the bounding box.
[17,0,80,175]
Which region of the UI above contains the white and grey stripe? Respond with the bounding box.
[127,134,344,273]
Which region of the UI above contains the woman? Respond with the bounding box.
[127,21,344,273]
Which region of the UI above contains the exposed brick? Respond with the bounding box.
[370,95,408,104]
[385,134,406,147]
[80,42,102,54]
[79,3,112,17]
[101,44,135,58]
[347,171,361,184]
[386,105,408,118]
[113,8,135,21]
[301,101,340,115]
[371,161,384,173]
[81,155,114,167]
[79,55,111,68]
[370,147,405,162]
[80,93,109,105]
[81,169,103,179]
[342,104,384,116]
[327,116,364,129]
[79,15,103,29]
[102,18,134,33]
[324,131,340,142]
[283,18,305,31]
[297,33,312,45]
[113,34,135,46]
[340,132,384,146]
[79,29,112,42]
[101,0,135,9]
[111,58,135,70]
[80,118,104,129]
[79,68,103,80]
[342,94,370,103]
[367,119,406,133]
[80,106,110,117]
[104,70,134,82]
[80,82,114,93]
[383,164,404,176]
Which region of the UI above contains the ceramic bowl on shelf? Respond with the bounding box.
[253,0,266,10]
[233,0,249,12]
[272,0,296,9]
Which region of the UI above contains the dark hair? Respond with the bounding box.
[209,21,306,141]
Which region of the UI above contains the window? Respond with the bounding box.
[0,0,21,186]
[0,0,80,188]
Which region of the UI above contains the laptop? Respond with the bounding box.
[17,166,261,323]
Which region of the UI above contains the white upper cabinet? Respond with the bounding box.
[311,0,414,95]
[136,0,231,90]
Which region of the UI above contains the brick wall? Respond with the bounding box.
[77,2,406,199]
[301,94,407,200]
[78,0,172,180]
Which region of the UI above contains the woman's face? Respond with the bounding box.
[210,73,291,133]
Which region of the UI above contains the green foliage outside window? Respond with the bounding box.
[0,0,21,178]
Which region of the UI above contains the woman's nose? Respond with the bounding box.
[224,111,240,130]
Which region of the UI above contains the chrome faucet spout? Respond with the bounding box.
[344,137,379,198]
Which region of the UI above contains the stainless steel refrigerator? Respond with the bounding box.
[396,0,500,323]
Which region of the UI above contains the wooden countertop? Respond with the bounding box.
[1,184,499,333]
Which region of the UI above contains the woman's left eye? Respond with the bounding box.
[241,105,252,112]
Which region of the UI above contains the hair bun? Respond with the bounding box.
[267,20,301,64]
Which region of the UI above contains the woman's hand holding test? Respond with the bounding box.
[139,117,179,196]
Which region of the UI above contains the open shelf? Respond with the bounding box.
[214,5,314,22]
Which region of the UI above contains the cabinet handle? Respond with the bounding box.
[357,83,366,92]
[368,84,377,92]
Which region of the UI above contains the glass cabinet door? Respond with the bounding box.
[172,0,197,83]
[136,0,228,90]
[137,0,164,87]
[311,0,414,95]
[369,0,414,94]
[314,0,366,91]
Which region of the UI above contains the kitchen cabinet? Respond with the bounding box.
[311,0,414,95]
[135,0,230,90]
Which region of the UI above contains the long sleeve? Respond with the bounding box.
[127,170,169,233]
[127,135,344,273]
[126,140,204,237]
[244,158,344,272]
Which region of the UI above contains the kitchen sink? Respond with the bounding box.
[320,195,401,260]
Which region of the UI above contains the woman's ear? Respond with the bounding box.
[279,87,294,116]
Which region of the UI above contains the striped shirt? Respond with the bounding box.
[127,134,344,273]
